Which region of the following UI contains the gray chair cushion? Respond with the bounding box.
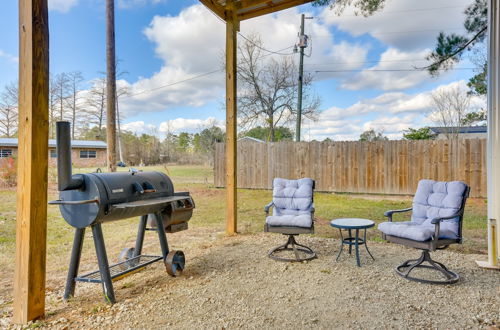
[378,221,459,242]
[267,178,314,228]
[266,214,313,228]
[378,179,467,241]
[272,178,314,217]
[411,179,467,237]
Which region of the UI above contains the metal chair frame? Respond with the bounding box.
[264,180,316,262]
[383,186,470,285]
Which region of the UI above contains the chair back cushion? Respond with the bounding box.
[412,179,468,236]
[272,178,314,216]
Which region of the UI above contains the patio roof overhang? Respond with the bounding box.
[200,0,315,21]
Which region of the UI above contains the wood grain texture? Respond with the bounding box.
[214,139,487,197]
[225,8,238,235]
[106,0,117,172]
[13,0,49,323]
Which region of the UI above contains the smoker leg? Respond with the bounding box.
[154,213,169,258]
[91,223,116,304]
[133,215,148,257]
[154,213,185,276]
[64,228,85,301]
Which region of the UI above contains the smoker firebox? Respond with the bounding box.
[49,121,194,303]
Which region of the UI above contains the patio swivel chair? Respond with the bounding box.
[378,179,470,284]
[264,178,316,262]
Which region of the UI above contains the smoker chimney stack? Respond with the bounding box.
[56,121,84,191]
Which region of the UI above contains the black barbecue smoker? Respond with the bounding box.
[50,121,194,303]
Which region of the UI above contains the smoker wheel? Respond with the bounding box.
[118,247,138,270]
[165,250,185,276]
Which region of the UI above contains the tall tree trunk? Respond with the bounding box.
[59,86,63,120]
[72,95,76,139]
[106,0,117,172]
[268,112,274,142]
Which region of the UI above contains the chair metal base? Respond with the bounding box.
[268,235,316,262]
[395,250,459,285]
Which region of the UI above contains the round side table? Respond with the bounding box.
[330,218,375,267]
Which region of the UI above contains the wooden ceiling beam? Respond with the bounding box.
[199,0,227,20]
[234,0,271,11]
[237,0,314,21]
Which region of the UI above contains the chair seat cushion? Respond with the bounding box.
[266,214,312,228]
[378,221,459,242]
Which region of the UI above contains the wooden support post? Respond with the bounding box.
[477,0,500,270]
[225,3,238,235]
[13,0,49,323]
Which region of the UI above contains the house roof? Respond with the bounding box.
[429,126,487,134]
[0,138,107,149]
[238,136,265,143]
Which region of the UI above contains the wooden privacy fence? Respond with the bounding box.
[214,139,487,198]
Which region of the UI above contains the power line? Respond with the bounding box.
[326,4,472,18]
[120,45,296,99]
[306,58,430,66]
[121,69,223,99]
[121,4,474,100]
[311,68,475,73]
[204,2,298,57]
[310,27,464,38]
[238,33,296,56]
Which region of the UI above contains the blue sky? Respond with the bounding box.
[0,0,485,140]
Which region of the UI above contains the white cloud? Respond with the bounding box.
[0,50,18,63]
[48,0,78,13]
[341,48,435,91]
[119,118,224,136]
[118,0,165,9]
[303,79,486,141]
[158,117,223,134]
[118,5,226,115]
[242,8,368,80]
[121,121,157,135]
[320,0,469,51]
[119,4,369,115]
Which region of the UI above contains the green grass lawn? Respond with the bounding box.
[0,165,489,286]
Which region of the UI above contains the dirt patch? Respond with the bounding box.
[2,231,499,329]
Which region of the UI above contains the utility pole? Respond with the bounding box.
[106,0,117,172]
[295,14,311,142]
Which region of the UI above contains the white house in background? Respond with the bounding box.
[237,136,265,143]
[429,126,487,140]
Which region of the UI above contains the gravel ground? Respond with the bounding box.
[2,230,499,329]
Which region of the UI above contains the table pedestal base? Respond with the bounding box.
[335,228,375,267]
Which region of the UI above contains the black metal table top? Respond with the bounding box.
[330,218,375,229]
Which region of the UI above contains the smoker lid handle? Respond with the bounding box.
[48,198,99,205]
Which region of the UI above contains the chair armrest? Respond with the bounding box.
[384,207,412,222]
[264,202,274,215]
[430,212,463,224]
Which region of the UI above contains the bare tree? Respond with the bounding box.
[236,34,320,142]
[85,77,107,138]
[65,71,84,139]
[116,81,130,163]
[0,82,18,137]
[48,76,60,138]
[431,85,471,139]
[53,72,70,121]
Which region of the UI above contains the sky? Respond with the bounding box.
[0,0,486,141]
